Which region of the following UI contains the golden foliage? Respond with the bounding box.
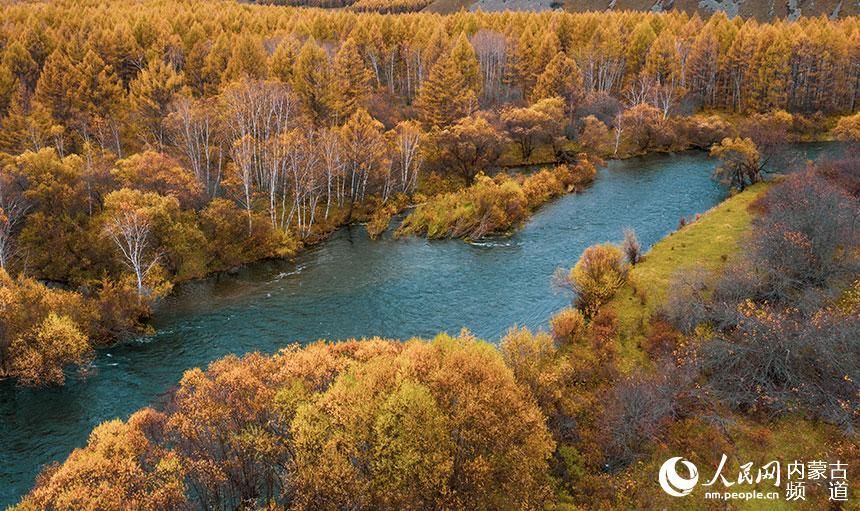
[569,244,629,317]
[17,334,555,510]
[399,158,595,240]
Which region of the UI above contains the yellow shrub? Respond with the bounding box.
[570,244,628,317]
[550,307,586,345]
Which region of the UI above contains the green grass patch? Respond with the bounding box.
[608,182,771,371]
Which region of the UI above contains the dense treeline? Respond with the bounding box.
[258,0,435,13]
[14,157,858,510]
[1,0,860,385]
[13,335,556,511]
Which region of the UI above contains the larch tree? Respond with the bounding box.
[222,34,269,83]
[32,49,83,130]
[530,31,561,95]
[128,59,184,150]
[75,49,126,154]
[201,32,232,95]
[332,37,373,122]
[749,26,791,112]
[292,38,334,125]
[687,24,720,107]
[414,54,476,128]
[1,40,40,92]
[512,26,539,95]
[269,37,299,84]
[643,28,681,88]
[532,51,584,113]
[340,108,388,212]
[450,32,482,97]
[625,20,657,81]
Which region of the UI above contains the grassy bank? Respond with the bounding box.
[607,182,771,370]
[397,157,596,240]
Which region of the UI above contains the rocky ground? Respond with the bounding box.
[426,0,858,20]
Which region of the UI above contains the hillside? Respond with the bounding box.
[425,0,860,19]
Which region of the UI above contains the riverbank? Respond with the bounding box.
[11,148,857,511]
[608,182,771,370]
[558,160,859,509]
[0,148,736,507]
[3,154,765,511]
[397,156,597,240]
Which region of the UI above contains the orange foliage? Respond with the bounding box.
[15,334,555,510]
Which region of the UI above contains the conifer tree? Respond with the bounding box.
[222,35,268,83]
[77,50,124,119]
[644,29,681,87]
[33,49,82,128]
[750,27,791,111]
[532,51,583,111]
[514,26,539,94]
[626,20,657,80]
[414,54,475,128]
[292,38,333,124]
[421,25,449,83]
[128,59,184,149]
[269,38,299,84]
[0,84,40,153]
[450,32,481,96]
[332,37,372,122]
[2,40,40,92]
[0,63,16,117]
[201,33,232,95]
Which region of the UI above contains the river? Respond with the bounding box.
[0,143,842,507]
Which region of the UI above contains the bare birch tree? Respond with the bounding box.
[104,207,160,298]
[0,174,27,269]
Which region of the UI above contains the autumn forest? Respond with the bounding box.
[0,0,858,509]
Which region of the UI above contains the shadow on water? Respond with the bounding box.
[0,142,844,507]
